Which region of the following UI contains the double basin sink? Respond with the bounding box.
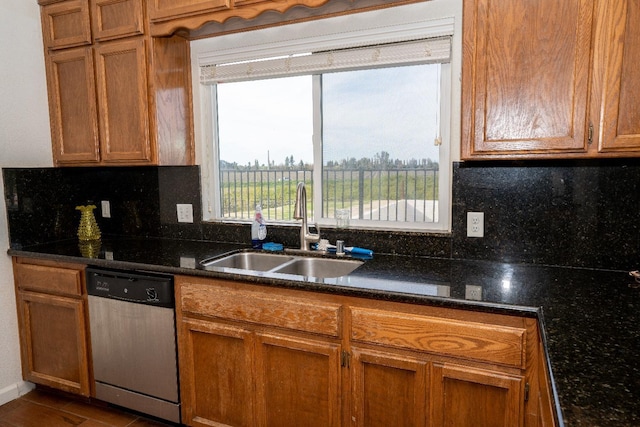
[200,251,363,279]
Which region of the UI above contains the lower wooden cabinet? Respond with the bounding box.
[13,258,90,397]
[178,318,341,427]
[175,276,556,427]
[431,363,523,427]
[179,319,254,427]
[351,347,428,427]
[255,333,341,427]
[177,278,343,427]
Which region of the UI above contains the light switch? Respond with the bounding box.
[101,200,111,218]
[177,204,193,223]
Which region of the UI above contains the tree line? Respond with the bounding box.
[221,151,438,171]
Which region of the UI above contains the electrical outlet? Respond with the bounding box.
[177,204,193,223]
[180,256,196,269]
[467,212,484,237]
[101,200,111,218]
[465,285,483,301]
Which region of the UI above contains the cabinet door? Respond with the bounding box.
[91,0,144,41]
[94,37,152,163]
[431,363,523,427]
[462,0,594,158]
[255,332,341,427]
[16,291,91,397]
[178,318,255,427]
[46,47,100,165]
[41,0,92,50]
[597,0,640,153]
[350,347,428,427]
[148,0,230,21]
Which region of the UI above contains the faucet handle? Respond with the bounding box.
[306,222,320,242]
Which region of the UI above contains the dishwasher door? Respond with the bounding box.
[88,295,180,420]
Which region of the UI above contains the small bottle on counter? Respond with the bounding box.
[251,204,267,249]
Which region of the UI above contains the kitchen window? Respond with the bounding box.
[193,3,457,232]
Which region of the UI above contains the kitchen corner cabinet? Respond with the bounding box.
[39,0,194,167]
[462,0,640,159]
[12,258,91,397]
[175,275,555,427]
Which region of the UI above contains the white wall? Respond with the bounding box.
[0,0,53,404]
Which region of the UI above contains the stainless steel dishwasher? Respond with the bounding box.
[86,267,180,423]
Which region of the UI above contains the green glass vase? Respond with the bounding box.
[76,205,101,241]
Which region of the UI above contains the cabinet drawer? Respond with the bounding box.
[179,281,342,337]
[14,263,83,296]
[350,307,526,368]
[41,0,92,49]
[91,0,144,41]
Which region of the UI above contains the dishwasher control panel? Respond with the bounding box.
[86,267,174,307]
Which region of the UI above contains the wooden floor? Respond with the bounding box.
[0,388,176,427]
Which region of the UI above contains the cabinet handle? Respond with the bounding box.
[588,122,594,145]
[341,351,350,368]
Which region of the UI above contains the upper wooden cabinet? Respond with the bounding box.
[148,0,232,21]
[596,0,640,153]
[91,0,144,41]
[39,0,194,166]
[462,0,593,159]
[94,37,151,163]
[462,0,640,159]
[45,46,101,163]
[40,0,92,49]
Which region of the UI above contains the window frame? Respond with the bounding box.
[192,1,460,233]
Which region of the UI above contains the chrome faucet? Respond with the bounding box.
[293,182,320,251]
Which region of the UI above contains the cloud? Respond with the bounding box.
[217,63,441,166]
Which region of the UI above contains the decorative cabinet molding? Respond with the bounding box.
[148,0,328,36]
[147,0,423,38]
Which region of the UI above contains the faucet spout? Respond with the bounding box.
[294,182,320,251]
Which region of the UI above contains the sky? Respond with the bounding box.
[216,64,441,167]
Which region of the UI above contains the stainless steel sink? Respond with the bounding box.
[201,252,293,271]
[200,251,364,278]
[271,257,363,278]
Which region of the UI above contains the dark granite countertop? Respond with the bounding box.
[8,236,640,427]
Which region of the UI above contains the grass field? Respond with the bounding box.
[220,168,439,222]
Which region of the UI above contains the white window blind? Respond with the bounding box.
[200,37,451,84]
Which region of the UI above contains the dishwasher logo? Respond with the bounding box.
[146,287,159,302]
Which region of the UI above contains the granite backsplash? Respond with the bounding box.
[4,159,640,271]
